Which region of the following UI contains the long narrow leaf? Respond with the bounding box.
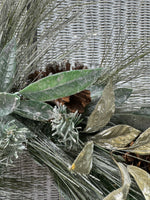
[0,38,16,92]
[19,69,101,101]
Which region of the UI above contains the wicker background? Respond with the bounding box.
[1,1,150,199]
[38,0,150,111]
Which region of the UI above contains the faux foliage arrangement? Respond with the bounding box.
[0,1,150,200]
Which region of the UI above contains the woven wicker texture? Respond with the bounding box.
[0,152,63,200]
[38,0,150,111]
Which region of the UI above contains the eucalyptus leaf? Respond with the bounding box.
[128,165,150,200]
[126,127,150,155]
[0,38,16,92]
[114,88,132,106]
[14,100,53,121]
[69,141,94,174]
[19,69,101,101]
[92,125,141,150]
[104,162,131,200]
[0,92,20,117]
[84,80,115,133]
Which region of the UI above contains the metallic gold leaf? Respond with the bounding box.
[104,162,131,200]
[69,141,94,174]
[84,80,115,133]
[127,127,150,155]
[128,165,150,200]
[92,125,141,149]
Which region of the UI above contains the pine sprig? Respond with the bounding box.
[51,104,82,149]
[0,120,29,166]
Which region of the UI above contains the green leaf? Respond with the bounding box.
[0,38,16,92]
[19,69,101,101]
[0,92,20,117]
[114,88,132,106]
[69,141,94,174]
[92,125,141,149]
[126,127,150,155]
[111,112,150,131]
[14,100,53,121]
[84,80,115,133]
[104,162,131,200]
[128,165,150,200]
[134,107,150,116]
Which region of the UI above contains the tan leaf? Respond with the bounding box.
[127,127,150,155]
[104,162,131,200]
[92,125,141,149]
[69,141,94,174]
[128,165,150,200]
[84,80,115,133]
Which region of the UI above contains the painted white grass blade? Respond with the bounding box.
[126,127,150,155]
[19,69,101,101]
[69,141,94,175]
[0,92,20,117]
[92,125,141,150]
[128,165,150,200]
[0,38,16,92]
[104,163,131,200]
[84,80,115,133]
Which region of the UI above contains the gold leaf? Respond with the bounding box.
[104,162,131,200]
[127,127,150,155]
[92,125,141,149]
[84,80,115,133]
[128,165,150,200]
[69,141,94,174]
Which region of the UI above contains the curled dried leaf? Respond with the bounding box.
[104,162,131,200]
[84,80,115,133]
[128,165,150,200]
[69,141,94,174]
[127,127,150,155]
[92,125,141,150]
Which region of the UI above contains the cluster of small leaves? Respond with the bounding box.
[51,104,81,149]
[0,120,29,166]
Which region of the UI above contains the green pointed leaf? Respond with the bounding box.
[127,127,150,155]
[0,92,20,117]
[19,69,101,101]
[69,141,94,174]
[0,38,16,92]
[111,112,150,131]
[128,165,150,200]
[104,162,131,200]
[134,107,150,116]
[84,80,115,133]
[14,100,53,121]
[92,125,141,149]
[114,88,132,106]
